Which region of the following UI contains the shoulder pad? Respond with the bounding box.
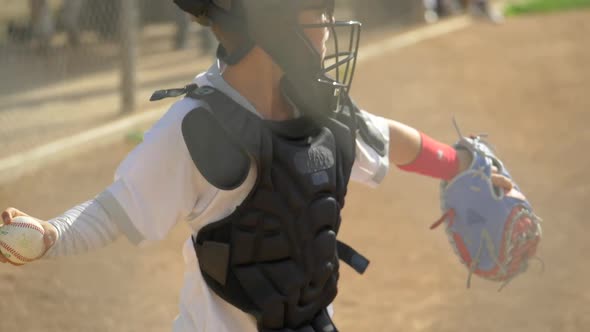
[182,107,251,190]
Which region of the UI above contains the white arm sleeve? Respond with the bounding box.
[44,198,120,258]
[350,110,391,188]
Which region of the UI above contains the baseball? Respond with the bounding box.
[0,216,46,265]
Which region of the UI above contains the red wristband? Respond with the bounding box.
[398,132,459,181]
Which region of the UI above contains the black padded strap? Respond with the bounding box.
[150,83,198,101]
[337,240,370,274]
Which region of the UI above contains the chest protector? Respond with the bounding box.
[159,84,378,332]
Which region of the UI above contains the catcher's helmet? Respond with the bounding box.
[173,0,361,115]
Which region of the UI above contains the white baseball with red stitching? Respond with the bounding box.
[0,216,46,265]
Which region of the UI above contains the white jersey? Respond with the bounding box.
[101,61,391,332]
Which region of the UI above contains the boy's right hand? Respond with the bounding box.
[1,208,58,264]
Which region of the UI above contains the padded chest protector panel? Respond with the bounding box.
[195,123,349,331]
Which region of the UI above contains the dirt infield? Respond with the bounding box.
[1,10,589,332]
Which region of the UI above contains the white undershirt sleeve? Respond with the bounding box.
[43,198,120,258]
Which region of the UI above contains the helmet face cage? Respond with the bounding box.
[298,19,361,98]
[244,0,363,112]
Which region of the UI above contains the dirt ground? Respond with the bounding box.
[1,9,589,332]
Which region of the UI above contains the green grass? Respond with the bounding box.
[505,0,590,16]
[125,130,145,145]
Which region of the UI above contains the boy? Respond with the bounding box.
[2,1,513,331]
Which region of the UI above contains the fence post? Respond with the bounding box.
[119,0,139,114]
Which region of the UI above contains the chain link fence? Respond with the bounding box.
[0,0,424,157]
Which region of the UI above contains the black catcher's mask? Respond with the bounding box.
[173,0,361,117]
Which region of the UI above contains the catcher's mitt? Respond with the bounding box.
[431,126,542,290]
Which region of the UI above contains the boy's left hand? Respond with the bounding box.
[456,149,513,193]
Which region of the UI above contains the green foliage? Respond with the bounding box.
[505,0,590,16]
[125,130,145,145]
